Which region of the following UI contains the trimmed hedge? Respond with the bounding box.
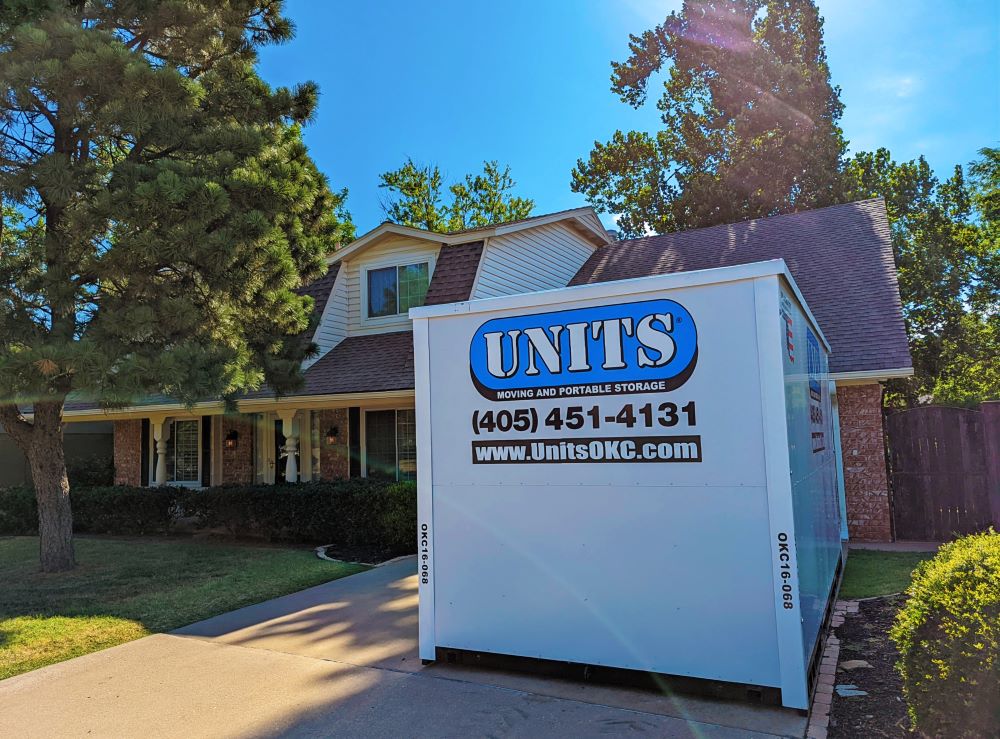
[0,479,416,556]
[66,453,115,488]
[0,487,35,535]
[75,486,178,535]
[0,485,177,535]
[184,479,416,554]
[890,530,1000,737]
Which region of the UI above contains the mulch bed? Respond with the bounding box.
[829,595,911,738]
[322,543,410,565]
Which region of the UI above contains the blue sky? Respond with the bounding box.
[259,0,1000,233]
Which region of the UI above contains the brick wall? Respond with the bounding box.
[837,383,893,542]
[113,419,142,486]
[220,415,255,485]
[318,408,350,479]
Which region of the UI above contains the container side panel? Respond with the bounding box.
[779,284,841,662]
[754,277,808,709]
[413,317,436,660]
[433,482,777,684]
[424,279,779,687]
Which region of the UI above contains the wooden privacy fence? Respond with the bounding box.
[885,402,1000,541]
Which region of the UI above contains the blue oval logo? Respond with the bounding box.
[469,299,698,400]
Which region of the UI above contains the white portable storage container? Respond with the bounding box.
[410,260,843,709]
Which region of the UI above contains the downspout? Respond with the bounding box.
[830,381,849,542]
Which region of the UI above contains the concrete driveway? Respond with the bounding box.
[0,557,806,738]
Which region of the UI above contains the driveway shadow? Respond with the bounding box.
[174,556,421,671]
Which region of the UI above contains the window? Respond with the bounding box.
[398,264,429,314]
[366,262,429,319]
[364,409,417,481]
[397,409,416,481]
[166,419,200,484]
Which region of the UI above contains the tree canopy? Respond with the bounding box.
[379,158,533,233]
[0,0,352,570]
[845,148,999,405]
[572,0,997,407]
[571,0,848,238]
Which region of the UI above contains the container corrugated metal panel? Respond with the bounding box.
[473,222,597,299]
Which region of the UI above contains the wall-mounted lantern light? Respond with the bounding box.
[224,430,239,450]
[325,426,340,446]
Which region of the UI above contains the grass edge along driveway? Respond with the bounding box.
[0,536,367,680]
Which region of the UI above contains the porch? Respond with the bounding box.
[100,394,416,488]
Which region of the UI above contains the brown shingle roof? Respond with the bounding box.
[424,241,484,305]
[299,331,414,395]
[570,199,911,376]
[296,262,340,319]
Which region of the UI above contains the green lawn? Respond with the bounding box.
[839,548,937,600]
[0,536,367,680]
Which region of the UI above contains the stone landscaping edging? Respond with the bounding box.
[806,600,858,739]
[314,545,413,568]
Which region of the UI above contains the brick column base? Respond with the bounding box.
[318,409,350,480]
[113,420,142,486]
[221,415,255,485]
[837,384,893,542]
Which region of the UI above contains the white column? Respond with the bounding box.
[151,418,171,487]
[278,410,298,483]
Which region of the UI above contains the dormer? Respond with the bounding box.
[304,207,611,367]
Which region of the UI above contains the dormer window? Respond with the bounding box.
[366,261,430,319]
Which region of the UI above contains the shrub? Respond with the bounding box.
[66,453,115,488]
[0,486,36,534]
[71,486,180,535]
[0,485,180,535]
[890,530,1000,737]
[181,479,416,555]
[377,482,419,552]
[0,478,416,556]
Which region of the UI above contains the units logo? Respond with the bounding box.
[469,299,698,400]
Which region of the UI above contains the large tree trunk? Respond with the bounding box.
[1,401,75,572]
[29,402,75,572]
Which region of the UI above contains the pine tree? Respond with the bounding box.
[379,158,533,233]
[571,0,848,237]
[0,1,352,571]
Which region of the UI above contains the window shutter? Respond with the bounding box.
[201,416,212,487]
[348,407,361,478]
[140,419,150,487]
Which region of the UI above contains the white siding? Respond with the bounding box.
[472,222,598,299]
[304,265,348,369]
[580,210,609,238]
[344,237,442,336]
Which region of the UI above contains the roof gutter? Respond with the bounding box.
[830,367,914,385]
[58,389,416,423]
[327,208,604,265]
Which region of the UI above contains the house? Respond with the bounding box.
[60,199,911,542]
[0,421,113,487]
